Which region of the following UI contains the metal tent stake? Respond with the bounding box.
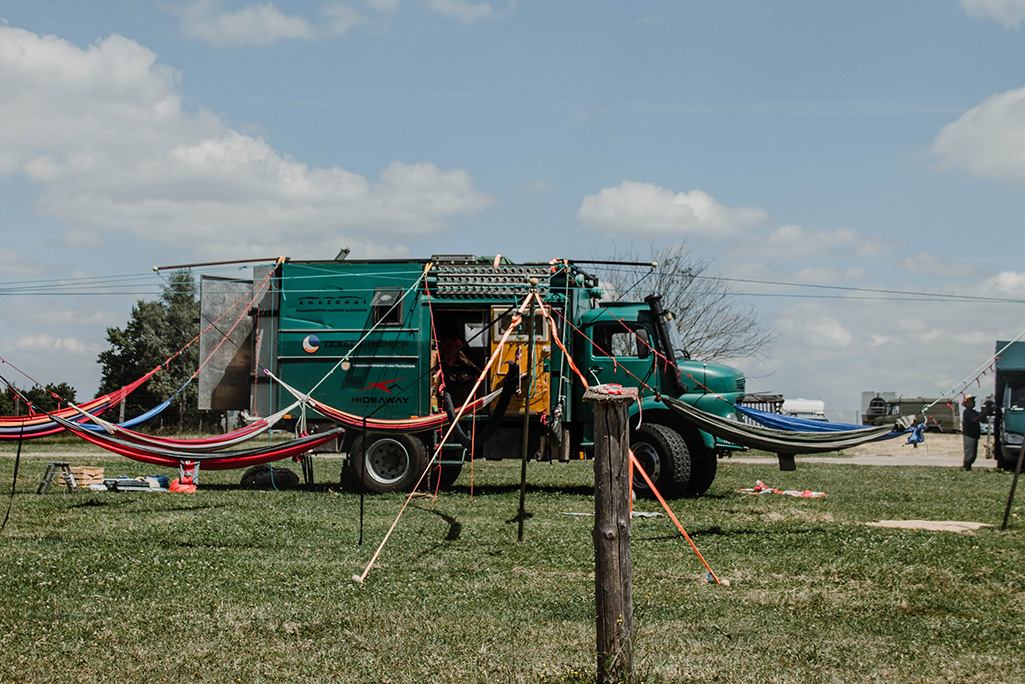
[517,286,537,543]
[1001,439,1025,531]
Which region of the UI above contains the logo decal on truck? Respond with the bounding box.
[302,335,320,354]
[359,378,401,394]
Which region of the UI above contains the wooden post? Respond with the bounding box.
[584,385,635,684]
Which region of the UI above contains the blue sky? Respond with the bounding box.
[3,0,1025,420]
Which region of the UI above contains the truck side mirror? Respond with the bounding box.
[635,328,650,360]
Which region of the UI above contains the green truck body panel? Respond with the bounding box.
[276,262,429,421]
[995,340,1025,467]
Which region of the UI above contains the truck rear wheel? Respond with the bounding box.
[348,433,429,493]
[631,424,691,498]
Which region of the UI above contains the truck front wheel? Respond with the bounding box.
[631,424,691,498]
[347,433,429,493]
[685,449,717,496]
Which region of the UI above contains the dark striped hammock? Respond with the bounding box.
[75,401,300,453]
[662,395,911,454]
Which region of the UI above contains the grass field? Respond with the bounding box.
[0,448,1023,683]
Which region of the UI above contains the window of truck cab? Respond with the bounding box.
[592,324,650,359]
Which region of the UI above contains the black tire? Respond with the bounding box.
[685,449,717,496]
[630,423,690,498]
[428,463,463,490]
[348,432,429,493]
[995,446,1019,471]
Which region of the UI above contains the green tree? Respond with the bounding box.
[97,270,205,431]
[0,381,77,416]
[0,386,14,416]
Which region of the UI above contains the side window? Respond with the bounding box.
[1011,386,1025,409]
[371,288,404,326]
[592,325,651,358]
[493,309,548,342]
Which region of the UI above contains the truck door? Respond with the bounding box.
[571,314,655,445]
[582,317,655,393]
[489,306,551,414]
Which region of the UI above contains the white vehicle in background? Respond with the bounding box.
[782,398,826,421]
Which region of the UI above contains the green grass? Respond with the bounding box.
[0,453,1023,683]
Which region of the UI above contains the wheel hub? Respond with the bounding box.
[631,441,661,489]
[365,438,410,485]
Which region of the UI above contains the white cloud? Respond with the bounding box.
[899,251,978,278]
[9,333,101,357]
[933,86,1025,185]
[960,0,1025,27]
[6,300,122,329]
[321,2,370,35]
[175,0,318,47]
[577,181,766,239]
[757,224,880,260]
[777,314,853,349]
[365,0,401,13]
[790,266,842,284]
[171,0,494,44]
[0,26,492,257]
[979,270,1025,295]
[0,248,44,278]
[423,0,493,23]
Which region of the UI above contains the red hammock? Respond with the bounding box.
[53,413,342,471]
[0,366,161,438]
[0,366,160,428]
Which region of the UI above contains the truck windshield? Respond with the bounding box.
[666,319,691,360]
[1010,386,1025,410]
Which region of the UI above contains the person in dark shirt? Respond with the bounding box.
[961,395,990,471]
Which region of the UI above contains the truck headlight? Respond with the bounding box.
[1004,432,1024,446]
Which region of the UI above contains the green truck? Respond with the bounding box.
[994,340,1025,470]
[199,255,746,496]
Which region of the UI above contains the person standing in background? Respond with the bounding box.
[961,395,991,471]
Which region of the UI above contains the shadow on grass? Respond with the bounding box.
[449,483,595,497]
[411,504,463,541]
[634,524,822,542]
[69,499,231,514]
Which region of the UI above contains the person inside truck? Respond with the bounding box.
[439,336,480,381]
[961,395,992,471]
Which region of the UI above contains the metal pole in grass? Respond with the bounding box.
[1000,439,1025,531]
[359,416,366,545]
[584,384,635,684]
[517,284,537,543]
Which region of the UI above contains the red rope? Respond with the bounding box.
[629,449,721,585]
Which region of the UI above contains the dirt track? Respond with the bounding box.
[728,432,999,468]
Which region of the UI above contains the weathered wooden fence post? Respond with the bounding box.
[584,385,635,684]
